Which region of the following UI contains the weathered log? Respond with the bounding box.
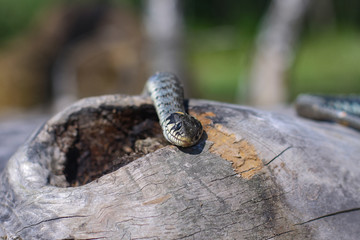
[0,95,359,239]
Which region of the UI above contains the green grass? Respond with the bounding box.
[290,30,360,100]
[187,27,360,103]
[186,27,253,102]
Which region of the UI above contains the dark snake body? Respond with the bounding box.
[296,94,360,130]
[146,72,359,145]
[145,72,203,147]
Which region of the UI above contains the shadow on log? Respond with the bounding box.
[0,95,360,239]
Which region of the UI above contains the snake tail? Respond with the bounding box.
[296,94,360,130]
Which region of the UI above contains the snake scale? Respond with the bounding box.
[145,72,359,147]
[296,94,360,130]
[145,72,203,147]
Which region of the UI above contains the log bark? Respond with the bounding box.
[0,95,360,239]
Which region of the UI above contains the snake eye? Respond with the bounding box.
[174,122,182,131]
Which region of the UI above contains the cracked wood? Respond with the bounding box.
[0,95,359,239]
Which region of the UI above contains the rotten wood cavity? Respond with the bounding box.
[53,103,167,187]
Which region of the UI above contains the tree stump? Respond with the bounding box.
[0,95,359,239]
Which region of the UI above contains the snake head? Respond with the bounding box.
[163,112,203,147]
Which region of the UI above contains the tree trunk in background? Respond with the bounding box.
[52,46,79,113]
[144,0,186,88]
[246,0,310,108]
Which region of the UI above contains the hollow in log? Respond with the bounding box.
[0,95,359,239]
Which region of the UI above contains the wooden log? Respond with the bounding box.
[0,95,359,239]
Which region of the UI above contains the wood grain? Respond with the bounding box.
[0,95,359,239]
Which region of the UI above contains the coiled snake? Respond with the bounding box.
[296,94,360,130]
[145,72,203,147]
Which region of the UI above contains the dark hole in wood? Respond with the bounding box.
[54,104,167,187]
[64,146,80,184]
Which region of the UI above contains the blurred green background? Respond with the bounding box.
[184,0,360,103]
[0,0,359,112]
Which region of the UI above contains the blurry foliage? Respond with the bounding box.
[186,28,252,103]
[0,0,51,44]
[291,30,360,99]
[183,0,360,102]
[333,0,360,26]
[0,0,141,45]
[183,0,269,33]
[0,0,147,110]
[0,0,359,105]
[182,0,270,102]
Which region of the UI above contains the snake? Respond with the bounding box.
[295,94,360,130]
[145,72,203,147]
